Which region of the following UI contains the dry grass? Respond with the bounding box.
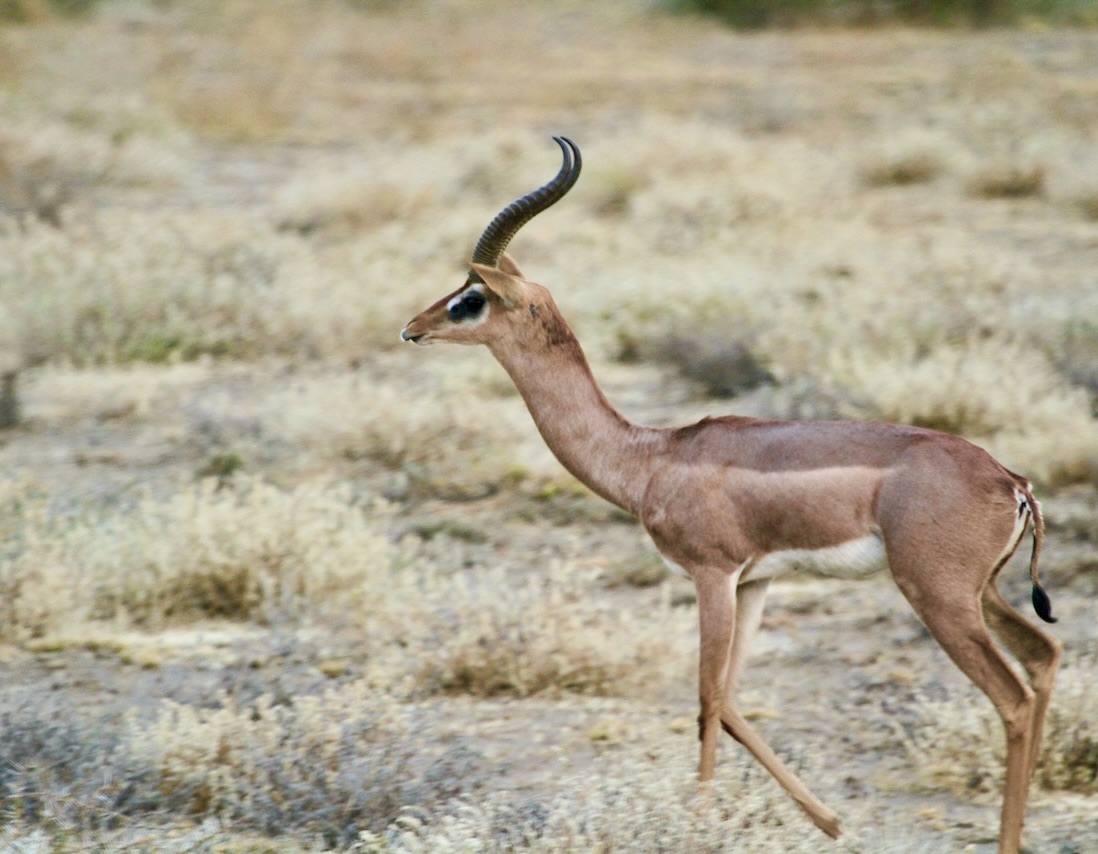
[859,128,955,187]
[0,681,466,850]
[0,477,397,641]
[904,645,1098,798]
[414,562,677,698]
[0,473,685,698]
[123,683,431,846]
[966,159,1047,199]
[1,1,1097,850]
[356,760,849,854]
[0,15,1095,483]
[268,369,545,500]
[0,211,424,365]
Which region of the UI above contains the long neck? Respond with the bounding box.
[488,310,667,516]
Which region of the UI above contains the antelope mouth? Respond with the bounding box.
[400,328,430,344]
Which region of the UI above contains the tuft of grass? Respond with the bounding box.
[903,648,1098,797]
[648,329,775,399]
[272,167,436,236]
[0,681,474,849]
[123,683,472,846]
[966,159,1047,199]
[414,563,678,698]
[601,553,672,589]
[0,477,398,641]
[408,517,490,544]
[196,451,246,485]
[1058,320,1098,413]
[859,130,953,188]
[0,210,424,366]
[270,369,544,501]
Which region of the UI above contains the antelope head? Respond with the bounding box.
[400,136,581,347]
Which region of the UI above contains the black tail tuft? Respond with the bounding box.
[1032,583,1057,624]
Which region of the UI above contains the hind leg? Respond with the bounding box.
[893,574,1037,854]
[982,584,1062,781]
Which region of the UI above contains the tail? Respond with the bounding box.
[1021,485,1057,624]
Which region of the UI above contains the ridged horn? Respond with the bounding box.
[469,136,581,272]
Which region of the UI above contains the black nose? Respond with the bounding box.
[400,328,423,343]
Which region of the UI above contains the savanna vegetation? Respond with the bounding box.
[0,0,1096,851]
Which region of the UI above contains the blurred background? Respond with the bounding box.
[1,1,1096,850]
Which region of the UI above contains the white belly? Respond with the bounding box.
[657,533,889,583]
[747,533,888,582]
[660,555,691,579]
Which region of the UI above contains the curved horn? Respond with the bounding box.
[470,136,581,270]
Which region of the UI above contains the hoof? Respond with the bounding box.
[812,811,843,840]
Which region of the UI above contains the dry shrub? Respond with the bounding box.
[84,478,395,628]
[859,129,954,187]
[0,477,397,641]
[0,478,75,641]
[0,210,424,365]
[645,328,775,398]
[0,682,471,849]
[123,682,463,846]
[0,472,676,701]
[1058,319,1098,410]
[1071,183,1098,221]
[0,97,190,220]
[966,159,1047,199]
[272,367,547,500]
[273,164,437,236]
[903,647,1098,797]
[414,563,676,698]
[826,339,1053,436]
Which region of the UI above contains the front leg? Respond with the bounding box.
[695,567,736,782]
[705,575,843,838]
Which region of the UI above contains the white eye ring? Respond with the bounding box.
[447,283,488,323]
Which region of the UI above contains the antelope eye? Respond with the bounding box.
[462,290,486,313]
[449,290,486,321]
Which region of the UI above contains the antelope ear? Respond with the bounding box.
[470,262,526,307]
[497,253,526,279]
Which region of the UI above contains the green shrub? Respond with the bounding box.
[0,0,103,23]
[661,0,1098,27]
